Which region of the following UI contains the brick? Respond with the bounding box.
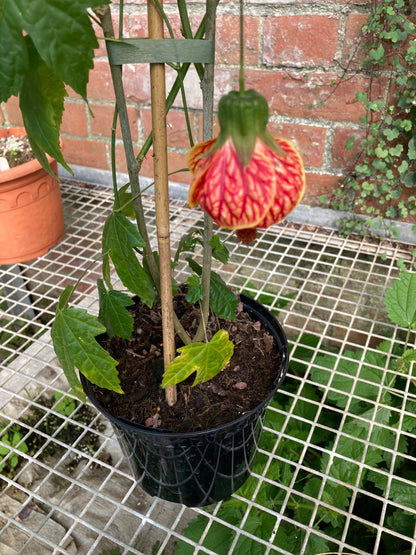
[244,69,383,122]
[3,97,23,126]
[141,108,195,149]
[123,64,151,103]
[138,149,193,185]
[303,172,341,203]
[62,137,109,170]
[215,15,259,65]
[89,102,139,141]
[114,144,141,174]
[61,101,88,137]
[342,13,369,68]
[267,122,327,167]
[263,15,340,68]
[332,127,366,169]
[87,60,116,101]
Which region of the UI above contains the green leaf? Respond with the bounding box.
[118,183,135,218]
[185,274,203,304]
[162,330,234,387]
[97,279,134,339]
[345,136,355,150]
[187,257,238,320]
[0,1,28,101]
[210,271,238,320]
[19,36,70,175]
[210,234,230,264]
[14,0,106,99]
[51,307,122,400]
[102,211,156,307]
[385,269,416,329]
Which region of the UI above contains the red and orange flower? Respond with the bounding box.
[188,89,306,243]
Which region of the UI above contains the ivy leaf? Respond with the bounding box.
[51,307,122,401]
[97,279,134,339]
[385,269,416,329]
[102,211,156,307]
[14,0,106,99]
[0,1,28,101]
[162,330,234,387]
[19,36,70,175]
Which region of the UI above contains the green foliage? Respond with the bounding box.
[102,211,156,308]
[187,258,238,321]
[162,330,234,387]
[176,331,416,554]
[328,0,416,238]
[51,288,123,401]
[97,279,135,339]
[385,269,416,329]
[0,0,106,174]
[0,422,29,477]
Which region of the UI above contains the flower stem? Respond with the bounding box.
[193,0,217,343]
[239,0,245,92]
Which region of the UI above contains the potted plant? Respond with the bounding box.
[1,0,305,506]
[0,127,64,264]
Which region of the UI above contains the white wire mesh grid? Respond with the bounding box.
[0,181,415,554]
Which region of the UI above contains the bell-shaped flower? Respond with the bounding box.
[188,89,305,243]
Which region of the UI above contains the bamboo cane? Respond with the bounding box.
[147,0,177,407]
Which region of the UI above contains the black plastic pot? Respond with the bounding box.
[81,294,289,507]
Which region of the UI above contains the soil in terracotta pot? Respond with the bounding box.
[0,135,34,168]
[91,292,283,433]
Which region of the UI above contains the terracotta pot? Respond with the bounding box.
[0,127,64,264]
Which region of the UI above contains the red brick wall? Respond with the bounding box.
[1,0,373,205]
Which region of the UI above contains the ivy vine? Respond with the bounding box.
[326,0,416,238]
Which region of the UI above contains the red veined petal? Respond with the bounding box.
[187,139,216,174]
[195,138,277,229]
[256,138,305,229]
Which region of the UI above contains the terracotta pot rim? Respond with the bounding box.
[0,126,56,184]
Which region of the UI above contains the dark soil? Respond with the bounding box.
[91,292,283,433]
[0,135,34,168]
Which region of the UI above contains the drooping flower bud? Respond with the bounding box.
[188,89,305,243]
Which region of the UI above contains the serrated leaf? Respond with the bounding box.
[162,330,234,387]
[97,279,134,339]
[186,274,203,303]
[385,269,416,329]
[14,0,106,99]
[187,258,238,320]
[173,230,203,265]
[210,234,230,264]
[51,307,122,400]
[19,36,69,175]
[102,211,156,307]
[0,1,28,101]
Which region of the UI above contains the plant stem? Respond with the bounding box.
[239,0,245,92]
[193,0,217,343]
[94,5,161,288]
[148,0,177,407]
